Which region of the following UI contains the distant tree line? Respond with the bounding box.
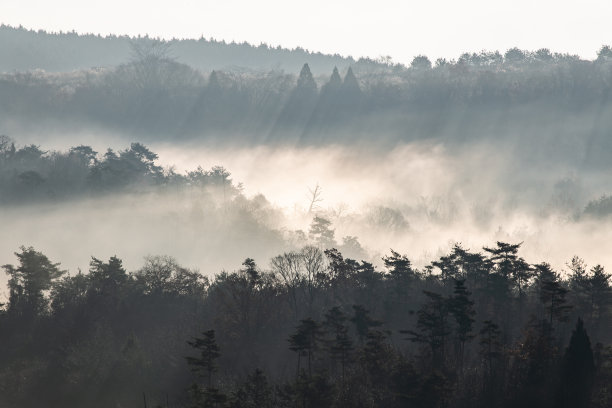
[0,239,611,407]
[0,25,355,74]
[2,42,612,164]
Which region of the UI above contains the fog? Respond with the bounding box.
[2,138,611,298]
[3,35,612,293]
[153,141,612,264]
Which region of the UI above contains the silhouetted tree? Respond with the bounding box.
[3,246,65,319]
[448,279,475,373]
[323,306,353,380]
[289,318,323,378]
[403,291,450,369]
[557,318,595,408]
[187,330,226,408]
[536,263,572,328]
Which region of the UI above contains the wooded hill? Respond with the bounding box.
[0,241,610,407]
[0,25,356,74]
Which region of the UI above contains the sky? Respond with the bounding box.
[1,0,612,64]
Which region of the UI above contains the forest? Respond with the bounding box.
[2,23,612,408]
[1,238,611,408]
[1,140,612,407]
[1,26,611,166]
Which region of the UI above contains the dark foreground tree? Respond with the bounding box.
[186,330,226,407]
[557,318,595,408]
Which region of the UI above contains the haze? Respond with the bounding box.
[2,0,612,64]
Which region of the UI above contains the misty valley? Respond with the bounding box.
[1,25,612,408]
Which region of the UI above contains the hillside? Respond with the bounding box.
[0,25,357,73]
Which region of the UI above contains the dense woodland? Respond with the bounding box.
[2,142,612,407]
[0,25,355,74]
[1,26,612,169]
[3,25,612,408]
[0,136,242,205]
[0,239,611,408]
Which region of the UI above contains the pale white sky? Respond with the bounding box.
[2,0,611,64]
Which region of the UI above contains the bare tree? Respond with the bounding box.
[271,252,303,319]
[307,183,323,213]
[300,246,326,315]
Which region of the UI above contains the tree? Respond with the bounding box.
[3,246,65,319]
[271,251,303,319]
[229,369,274,408]
[309,216,335,248]
[306,183,323,213]
[88,256,128,299]
[322,67,342,94]
[596,45,612,63]
[383,249,413,279]
[136,255,208,296]
[558,319,595,408]
[342,67,360,93]
[350,304,382,345]
[431,254,460,283]
[296,63,317,94]
[300,246,325,315]
[187,330,221,387]
[448,279,475,373]
[186,330,226,408]
[324,248,356,292]
[504,47,526,64]
[568,256,591,319]
[484,241,532,296]
[411,55,432,70]
[289,318,323,378]
[323,306,353,380]
[479,320,502,378]
[403,291,450,369]
[588,265,611,336]
[128,38,176,89]
[536,263,572,328]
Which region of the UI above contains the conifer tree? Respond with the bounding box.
[289,318,323,378]
[403,291,450,369]
[558,318,595,408]
[350,304,382,344]
[448,279,476,372]
[3,246,65,319]
[323,307,353,380]
[296,63,317,93]
[536,263,572,327]
[479,320,502,378]
[186,330,226,408]
[186,330,221,388]
[341,67,360,93]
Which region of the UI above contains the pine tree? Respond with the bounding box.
[449,279,476,373]
[558,318,595,408]
[341,67,360,93]
[588,265,611,335]
[403,291,450,369]
[230,369,274,408]
[186,330,221,387]
[322,66,342,94]
[350,305,382,344]
[323,307,353,380]
[479,320,502,378]
[297,63,317,93]
[536,263,572,328]
[3,246,65,319]
[186,330,226,408]
[309,216,335,248]
[289,318,323,378]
